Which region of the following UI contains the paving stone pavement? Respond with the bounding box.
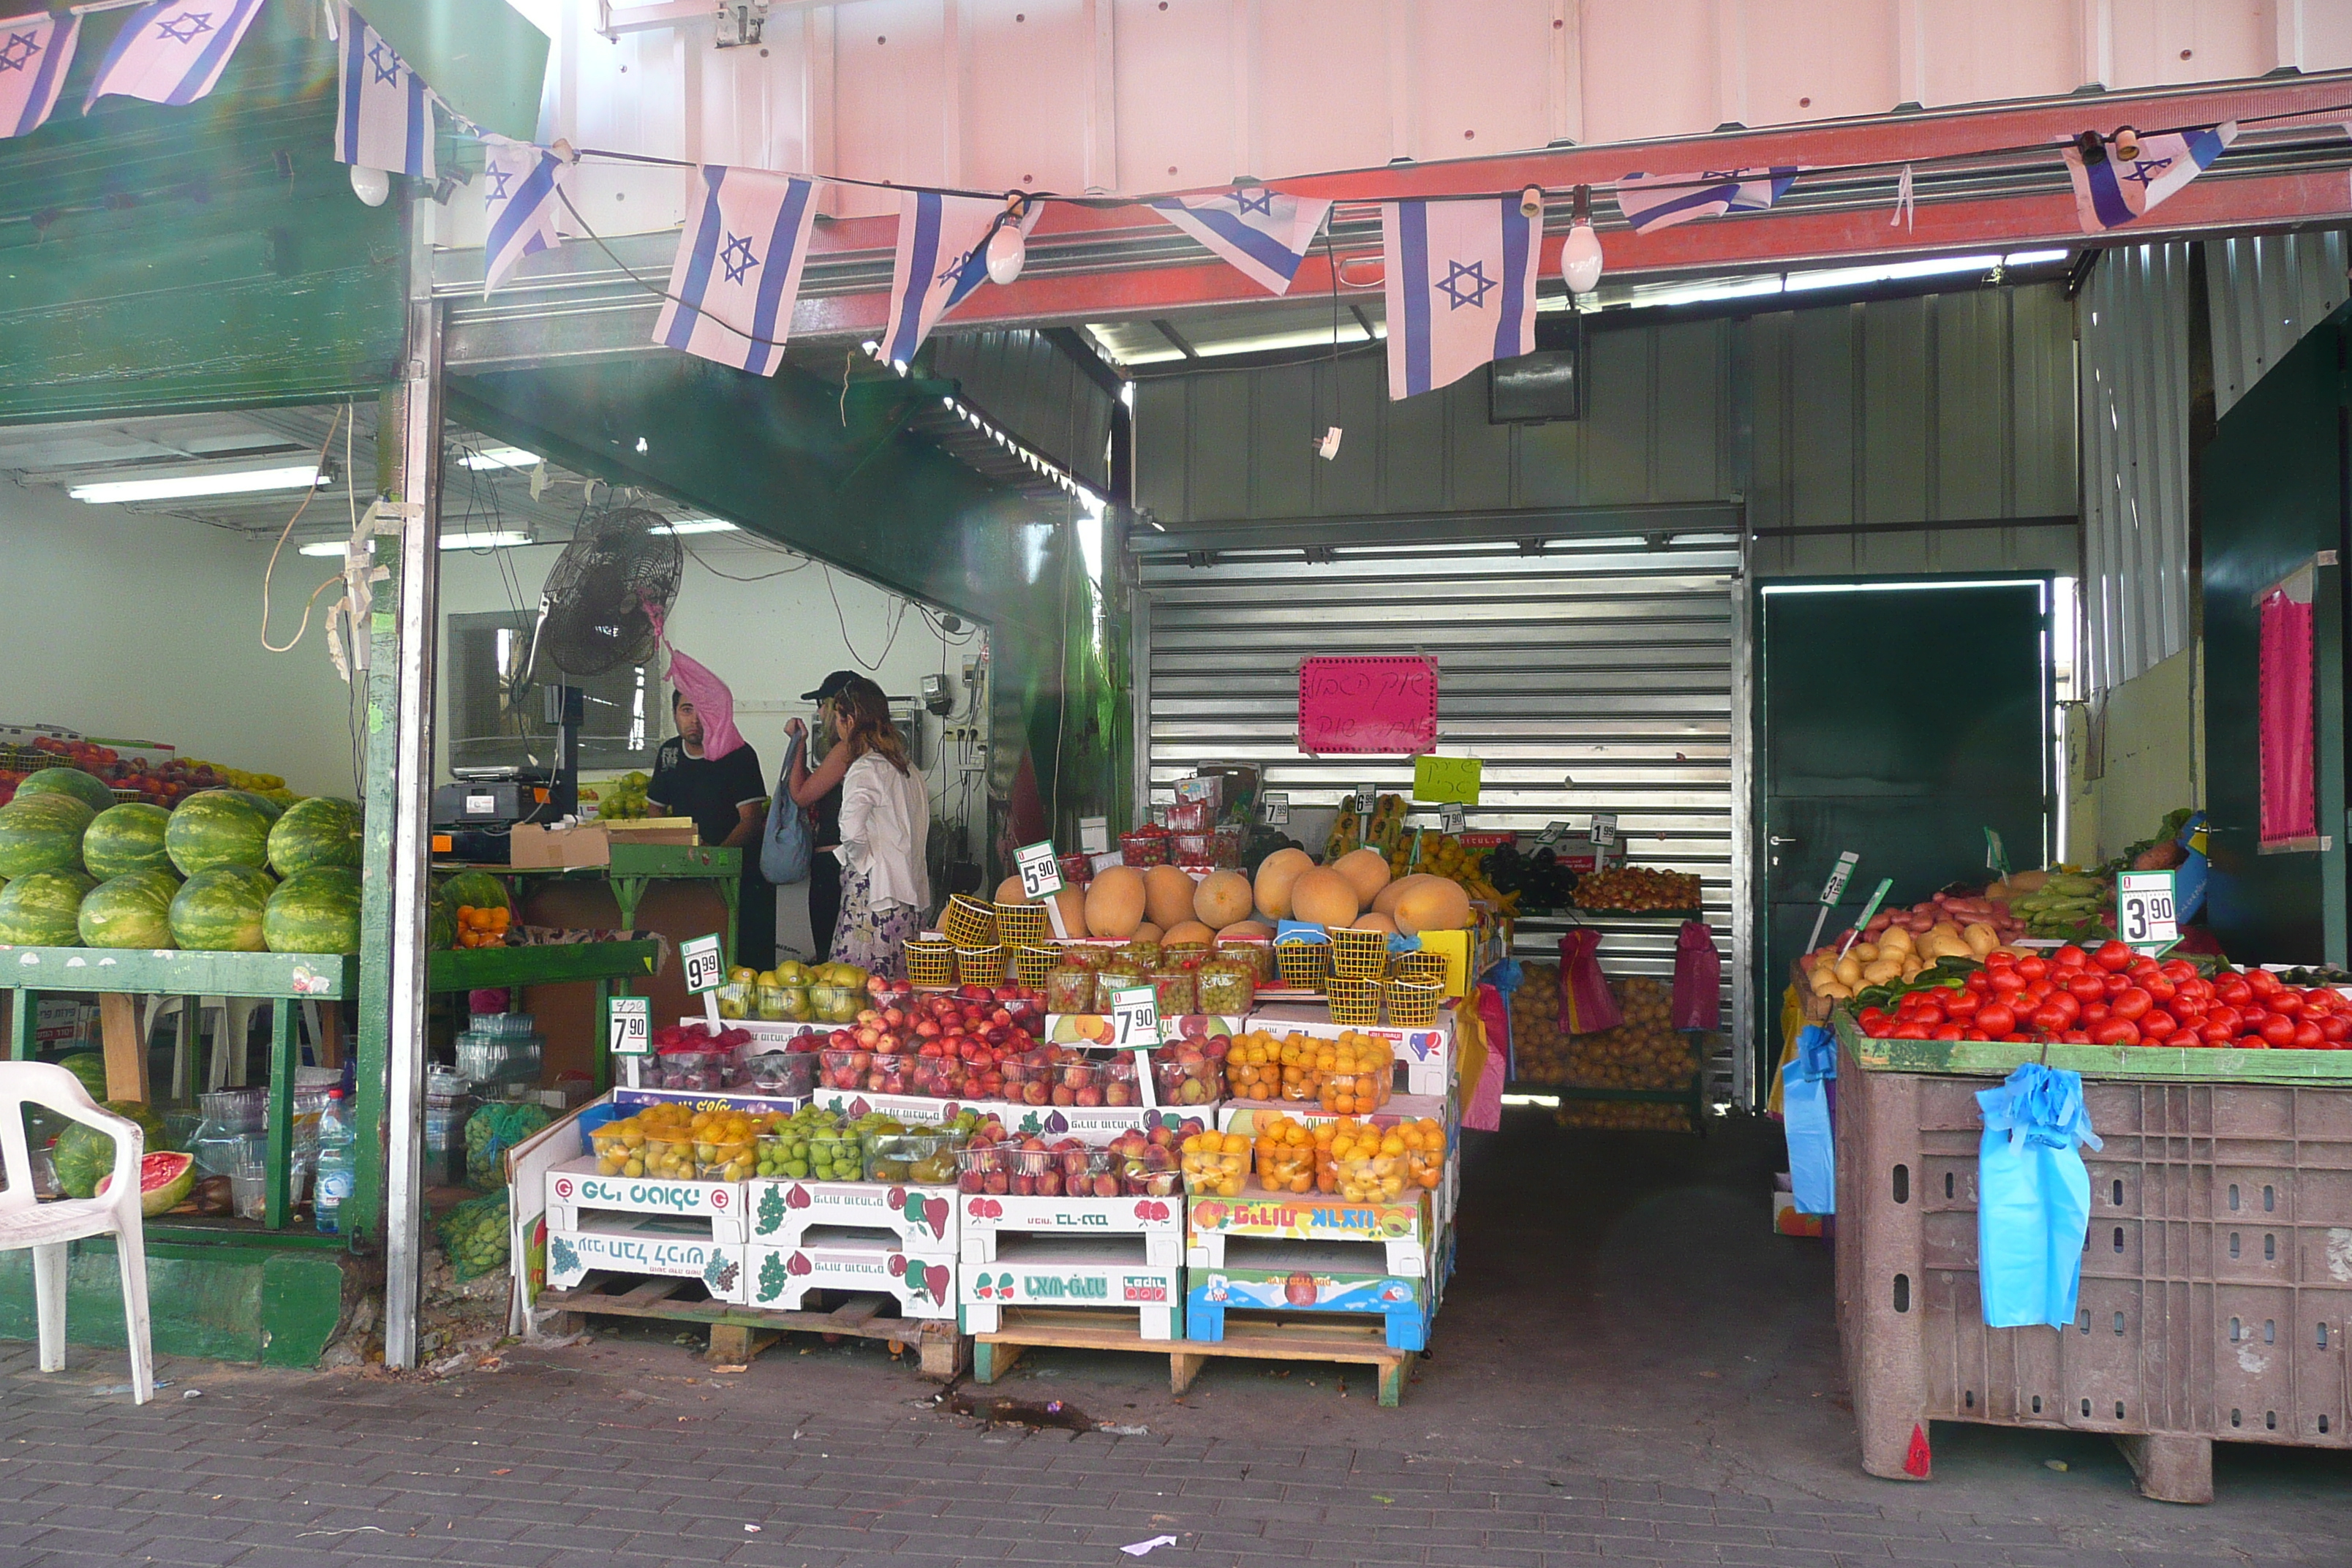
[3,1117,2346,1568]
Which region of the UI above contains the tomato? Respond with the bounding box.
[1910,1003,1948,1028]
[1974,1002,2017,1037]
[2269,990,2304,1017]
[1945,990,1983,1015]
[2144,978,2177,1005]
[2138,1010,2178,1041]
[2094,940,2136,972]
[1932,1022,1967,1041]
[1964,971,1991,993]
[2322,1015,2351,1043]
[2295,1021,2326,1050]
[2031,1003,2073,1036]
[2111,987,2152,1022]
[2048,991,2082,1025]
[2103,973,2130,998]
[1989,968,2027,995]
[2160,959,2198,984]
[2248,968,2283,996]
[2090,1019,2141,1046]
[2053,945,2089,969]
[2016,956,2050,981]
[2176,976,2215,1006]
[2065,976,2106,1006]
[2204,1005,2242,1036]
[2082,1003,2111,1027]
[2201,1020,2237,1047]
[1891,1023,1931,1039]
[1858,1007,1891,1033]
[2217,977,2254,1006]
[2262,1014,2299,1047]
[2062,1030,2093,1044]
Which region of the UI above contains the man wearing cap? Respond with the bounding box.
[783,671,859,961]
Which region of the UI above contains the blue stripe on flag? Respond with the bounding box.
[403,69,426,176]
[1623,178,1738,230]
[745,178,811,372]
[942,235,992,312]
[1159,200,1306,284]
[83,2,153,105]
[1493,197,1529,364]
[15,19,68,137]
[2083,159,2135,228]
[338,18,365,162]
[887,192,942,363]
[662,167,731,352]
[487,148,557,263]
[1398,200,1431,398]
[165,0,264,105]
[2182,127,2226,173]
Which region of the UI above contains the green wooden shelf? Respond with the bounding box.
[0,946,357,1000]
[1832,1009,2352,1084]
[428,940,660,993]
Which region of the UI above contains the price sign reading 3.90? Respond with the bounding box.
[2116,870,2179,949]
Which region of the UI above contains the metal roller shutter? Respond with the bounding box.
[1136,535,1749,1102]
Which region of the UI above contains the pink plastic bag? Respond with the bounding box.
[1558,929,1622,1036]
[648,607,745,762]
[1671,921,1722,1031]
[1463,982,1507,1132]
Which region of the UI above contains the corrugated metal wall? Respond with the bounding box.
[1138,538,1744,1095]
[2207,230,2352,418]
[930,330,1117,492]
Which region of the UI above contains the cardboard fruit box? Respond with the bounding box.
[746,1226,956,1319]
[959,1191,1183,1266]
[1186,1186,1430,1275]
[957,1235,1183,1338]
[1186,1236,1429,1351]
[747,1177,957,1255]
[544,1158,748,1244]
[546,1212,749,1304]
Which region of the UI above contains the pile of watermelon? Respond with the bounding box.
[0,769,365,955]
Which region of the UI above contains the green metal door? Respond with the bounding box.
[1754,581,2050,1093]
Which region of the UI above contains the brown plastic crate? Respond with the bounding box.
[1834,1019,2352,1504]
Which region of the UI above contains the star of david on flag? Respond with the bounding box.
[334,3,434,178]
[881,191,1044,366]
[1147,188,1333,295]
[83,0,265,112]
[480,134,569,296]
[1613,167,1798,234]
[1381,195,1540,400]
[0,10,78,140]
[2061,122,2236,233]
[653,165,820,376]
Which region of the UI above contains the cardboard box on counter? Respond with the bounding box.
[508,819,698,869]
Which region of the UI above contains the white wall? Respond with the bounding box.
[0,476,365,796]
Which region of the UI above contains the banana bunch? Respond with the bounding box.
[185,759,285,791]
[2005,870,2111,937]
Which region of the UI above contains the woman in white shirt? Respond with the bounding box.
[796,676,929,979]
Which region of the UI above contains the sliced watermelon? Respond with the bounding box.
[97,1150,197,1216]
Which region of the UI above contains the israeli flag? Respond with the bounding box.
[1149,189,1333,295]
[0,11,78,139]
[1614,167,1797,234]
[881,191,1043,366]
[2063,123,2236,232]
[652,166,819,377]
[334,4,433,178]
[1381,195,1539,401]
[480,135,568,295]
[83,0,267,111]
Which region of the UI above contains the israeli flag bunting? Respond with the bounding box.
[1381,195,1540,401]
[334,3,433,178]
[882,191,1044,366]
[1149,188,1333,295]
[652,165,820,376]
[83,0,267,111]
[0,11,77,140]
[480,134,568,295]
[1613,167,1798,233]
[2062,122,2236,232]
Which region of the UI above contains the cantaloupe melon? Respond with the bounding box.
[1332,847,1391,906]
[1162,919,1215,947]
[1193,869,1254,928]
[1373,872,1433,917]
[1393,875,1471,935]
[994,874,1030,905]
[1252,847,1313,920]
[1085,865,1147,939]
[1144,863,1198,929]
[1217,919,1273,941]
[1289,867,1359,927]
[1132,921,1164,944]
[1350,912,1398,934]
[1047,885,1090,938]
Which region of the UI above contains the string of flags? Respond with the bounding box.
[0,0,2269,402]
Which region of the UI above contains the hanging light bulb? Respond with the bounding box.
[2111,126,2141,162]
[349,164,391,207]
[984,193,1029,286]
[1561,184,1602,295]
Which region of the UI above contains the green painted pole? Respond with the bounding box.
[265,1001,295,1229]
[5,989,31,1061]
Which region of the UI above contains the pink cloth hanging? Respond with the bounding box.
[1670,921,1723,1031]
[1558,929,1623,1036]
[2259,587,2315,845]
[648,606,745,762]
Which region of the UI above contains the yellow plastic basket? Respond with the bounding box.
[1013,943,1058,990]
[995,902,1049,949]
[943,894,1000,948]
[1389,949,1447,984]
[955,945,1006,986]
[905,939,957,989]
[1273,940,1330,990]
[1384,977,1443,1027]
[1329,927,1390,979]
[1326,976,1382,1028]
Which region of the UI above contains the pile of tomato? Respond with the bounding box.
[1855,940,2351,1049]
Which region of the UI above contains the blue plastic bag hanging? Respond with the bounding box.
[759,731,815,885]
[1975,1063,2103,1330]
[1781,1024,1837,1214]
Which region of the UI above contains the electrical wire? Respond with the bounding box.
[823,563,911,672]
[258,403,347,653]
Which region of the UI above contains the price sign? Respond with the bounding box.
[1109,984,1161,1049]
[1589,812,1618,846]
[680,934,726,995]
[1411,754,1482,804]
[1077,816,1109,856]
[2117,870,2179,949]
[1537,821,1570,847]
[1260,791,1290,826]
[1839,879,1896,956]
[1354,785,1378,817]
[1985,826,2010,880]
[608,996,651,1057]
[1016,839,1064,899]
[1439,802,1466,835]
[1819,851,1860,907]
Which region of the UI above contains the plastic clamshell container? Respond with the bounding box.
[862,1132,965,1185]
[737,1050,816,1097]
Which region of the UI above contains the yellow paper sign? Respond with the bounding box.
[1411,754,1482,804]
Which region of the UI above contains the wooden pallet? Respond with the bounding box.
[534,1271,968,1378]
[972,1307,1418,1407]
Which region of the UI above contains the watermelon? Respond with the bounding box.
[268,796,363,876]
[169,865,276,952]
[0,792,94,878]
[78,868,182,950]
[429,901,456,951]
[225,788,285,823]
[83,802,173,880]
[0,869,96,946]
[51,1099,170,1199]
[98,1150,197,1217]
[165,790,273,875]
[437,869,509,913]
[16,766,116,815]
[263,867,361,954]
[55,1052,109,1101]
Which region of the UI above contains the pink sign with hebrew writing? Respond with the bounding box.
[1297,655,1438,755]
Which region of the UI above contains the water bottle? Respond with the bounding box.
[314,1088,356,1235]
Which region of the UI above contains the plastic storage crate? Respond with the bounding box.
[1832,1015,2352,1504]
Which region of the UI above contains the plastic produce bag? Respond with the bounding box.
[649,606,745,762]
[464,1101,551,1191]
[1557,929,1622,1035]
[1781,1024,1836,1214]
[436,1189,510,1280]
[1975,1063,2102,1329]
[1670,921,1722,1030]
[761,730,815,885]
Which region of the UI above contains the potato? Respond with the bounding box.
[1879,926,1913,951]
[1962,921,1999,957]
[1861,958,1903,984]
[1852,941,1879,962]
[1835,954,1863,987]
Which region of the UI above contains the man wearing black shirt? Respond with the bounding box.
[647,690,775,970]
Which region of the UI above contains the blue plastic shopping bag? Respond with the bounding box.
[1975,1063,2103,1330]
[1781,1024,1837,1214]
[760,731,814,885]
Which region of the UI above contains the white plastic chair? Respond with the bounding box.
[0,1061,154,1403]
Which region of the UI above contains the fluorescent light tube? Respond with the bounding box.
[70,464,323,503]
[439,531,533,551]
[655,519,738,535]
[297,541,348,558]
[459,447,539,471]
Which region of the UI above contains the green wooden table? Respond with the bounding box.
[437,844,742,966]
[1831,1008,2352,1082]
[429,940,663,1093]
